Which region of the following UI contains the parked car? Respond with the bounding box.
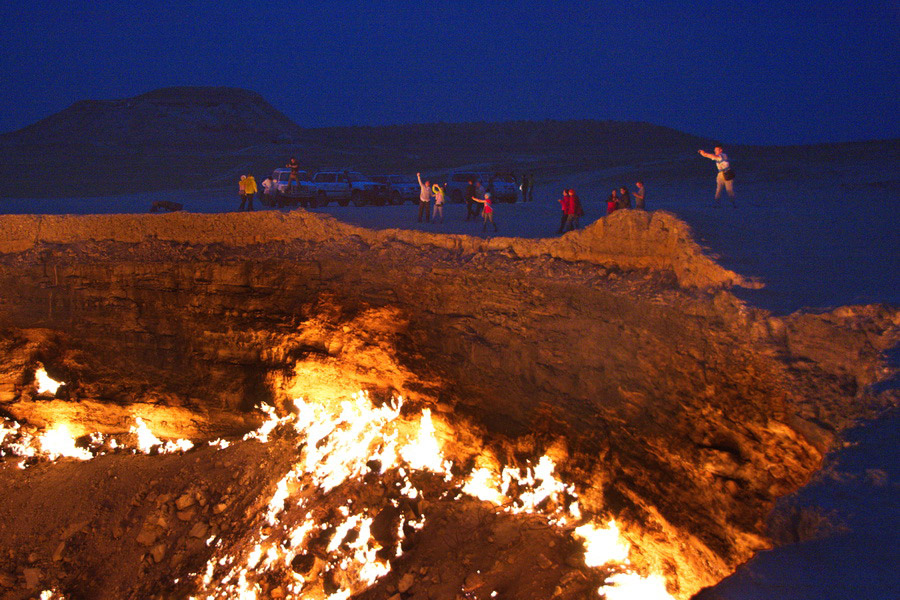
[262,167,317,207]
[373,174,420,205]
[488,173,519,203]
[311,171,389,206]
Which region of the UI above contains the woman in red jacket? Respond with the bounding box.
[606,190,619,216]
[557,189,574,234]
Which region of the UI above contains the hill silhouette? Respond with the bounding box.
[1,86,894,199]
[0,87,714,198]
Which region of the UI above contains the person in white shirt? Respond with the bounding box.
[416,172,432,223]
[699,146,736,206]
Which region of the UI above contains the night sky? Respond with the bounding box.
[1,0,897,145]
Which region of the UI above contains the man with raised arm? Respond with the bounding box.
[698,146,736,206]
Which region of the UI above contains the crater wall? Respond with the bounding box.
[0,210,895,598]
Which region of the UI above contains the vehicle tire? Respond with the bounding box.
[451,189,463,204]
[317,191,329,207]
[350,190,366,207]
[391,191,402,205]
[337,196,350,207]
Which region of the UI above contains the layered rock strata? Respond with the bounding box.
[0,210,895,598]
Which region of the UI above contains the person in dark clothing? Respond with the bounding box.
[557,189,573,234]
[287,157,300,191]
[465,179,478,221]
[571,189,584,228]
[618,186,632,210]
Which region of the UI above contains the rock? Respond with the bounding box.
[463,572,484,591]
[52,541,65,562]
[270,587,285,599]
[538,553,552,568]
[136,525,158,546]
[177,509,196,521]
[175,493,195,510]
[22,567,41,590]
[213,503,228,515]
[151,543,166,563]
[189,521,208,538]
[397,572,416,593]
[0,572,15,588]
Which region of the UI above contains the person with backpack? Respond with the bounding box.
[699,146,736,206]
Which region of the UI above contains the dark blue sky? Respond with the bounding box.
[1,0,897,144]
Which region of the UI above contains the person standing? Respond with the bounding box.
[557,189,574,234]
[286,157,301,191]
[416,172,432,223]
[238,175,248,211]
[243,174,257,211]
[607,190,619,215]
[571,189,584,228]
[698,146,736,206]
[465,178,478,221]
[556,190,569,235]
[634,181,646,210]
[618,186,632,210]
[526,172,534,202]
[472,192,498,232]
[432,183,446,224]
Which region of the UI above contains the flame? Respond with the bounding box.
[0,387,676,599]
[574,521,630,567]
[38,425,93,461]
[598,572,674,600]
[35,367,63,395]
[130,417,195,454]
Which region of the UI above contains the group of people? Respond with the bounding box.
[605,181,646,216]
[416,173,498,231]
[238,174,258,211]
[557,189,585,233]
[553,181,645,234]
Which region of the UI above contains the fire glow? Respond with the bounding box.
[192,392,675,600]
[0,388,675,598]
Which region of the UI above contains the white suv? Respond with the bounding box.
[311,171,389,206]
[264,168,316,207]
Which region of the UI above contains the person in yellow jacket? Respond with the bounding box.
[240,174,258,211]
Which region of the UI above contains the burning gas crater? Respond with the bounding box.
[4,370,674,600]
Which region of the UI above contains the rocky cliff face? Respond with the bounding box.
[0,210,895,599]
